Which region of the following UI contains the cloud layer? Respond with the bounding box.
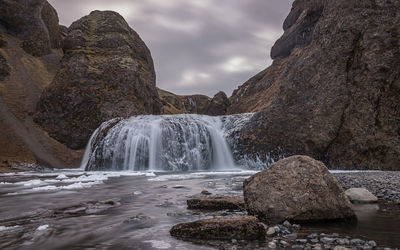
[48,0,292,96]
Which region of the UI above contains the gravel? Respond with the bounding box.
[334,172,400,203]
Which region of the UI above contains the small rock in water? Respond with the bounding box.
[170,216,266,240]
[173,185,185,189]
[201,190,212,195]
[345,188,378,203]
[368,241,377,247]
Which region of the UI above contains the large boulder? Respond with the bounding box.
[229,0,400,170]
[170,216,265,240]
[0,0,62,56]
[34,11,162,150]
[243,155,356,224]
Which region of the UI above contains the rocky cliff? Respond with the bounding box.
[231,0,400,170]
[34,10,163,150]
[159,89,230,116]
[0,0,81,170]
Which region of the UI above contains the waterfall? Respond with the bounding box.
[82,114,248,171]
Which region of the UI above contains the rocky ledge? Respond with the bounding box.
[187,196,244,210]
[170,216,265,240]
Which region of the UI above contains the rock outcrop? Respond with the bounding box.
[170,216,265,240]
[0,1,82,169]
[345,188,378,204]
[230,0,400,170]
[243,156,356,224]
[206,91,230,116]
[0,0,62,56]
[187,196,244,210]
[34,11,162,150]
[159,88,229,116]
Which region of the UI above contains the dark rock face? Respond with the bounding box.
[34,11,162,150]
[231,0,400,170]
[159,88,230,116]
[243,155,356,224]
[0,53,10,81]
[0,0,62,56]
[206,91,230,116]
[271,0,324,59]
[40,1,63,49]
[170,216,265,240]
[187,196,244,210]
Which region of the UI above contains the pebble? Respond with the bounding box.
[268,241,277,248]
[321,237,335,244]
[285,233,298,240]
[266,227,276,236]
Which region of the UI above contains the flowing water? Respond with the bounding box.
[0,170,399,249]
[1,114,399,249]
[82,114,253,171]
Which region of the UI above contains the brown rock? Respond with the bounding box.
[206,91,230,116]
[187,196,244,210]
[40,1,63,49]
[243,155,356,224]
[34,11,162,150]
[170,216,265,240]
[0,52,10,81]
[0,17,82,170]
[158,88,211,115]
[0,0,61,56]
[230,0,400,170]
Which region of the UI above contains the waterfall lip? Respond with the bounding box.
[82,114,248,172]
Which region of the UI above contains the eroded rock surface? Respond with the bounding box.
[187,196,244,210]
[170,216,265,240]
[243,156,356,224]
[34,11,162,150]
[0,0,62,56]
[229,0,400,170]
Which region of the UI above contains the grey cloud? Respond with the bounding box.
[48,0,292,96]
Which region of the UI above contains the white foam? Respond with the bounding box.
[55,174,68,180]
[16,179,45,187]
[147,170,257,182]
[36,225,49,231]
[143,240,171,249]
[0,225,21,231]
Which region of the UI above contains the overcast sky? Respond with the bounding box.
[48,0,292,97]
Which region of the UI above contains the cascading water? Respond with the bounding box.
[81,114,247,171]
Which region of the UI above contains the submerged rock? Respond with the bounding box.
[345,188,378,203]
[243,155,356,224]
[187,196,244,210]
[170,216,265,240]
[34,10,162,150]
